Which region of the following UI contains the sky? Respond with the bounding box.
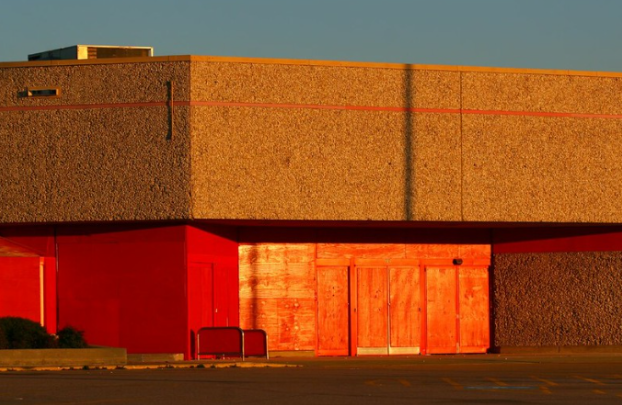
[1,0,622,72]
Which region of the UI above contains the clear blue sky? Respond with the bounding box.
[2,0,622,71]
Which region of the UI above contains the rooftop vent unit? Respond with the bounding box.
[28,45,154,61]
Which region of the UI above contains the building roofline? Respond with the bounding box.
[1,54,622,78]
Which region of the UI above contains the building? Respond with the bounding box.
[1,46,622,359]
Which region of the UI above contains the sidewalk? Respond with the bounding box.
[5,352,622,372]
[125,352,622,370]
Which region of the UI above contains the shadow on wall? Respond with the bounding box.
[403,65,414,221]
[250,248,258,330]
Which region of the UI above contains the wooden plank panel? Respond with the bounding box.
[239,263,315,299]
[239,243,317,352]
[239,243,315,264]
[406,244,460,259]
[389,266,421,349]
[277,298,316,351]
[239,298,278,333]
[317,243,405,259]
[426,266,457,354]
[458,267,490,353]
[357,267,388,349]
[316,266,349,355]
[458,245,492,261]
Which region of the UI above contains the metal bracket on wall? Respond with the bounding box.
[167,81,174,140]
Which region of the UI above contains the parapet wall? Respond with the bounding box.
[462,72,622,223]
[2,56,622,224]
[189,58,622,223]
[190,61,463,221]
[0,61,192,223]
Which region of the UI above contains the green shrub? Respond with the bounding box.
[0,317,56,349]
[57,326,88,348]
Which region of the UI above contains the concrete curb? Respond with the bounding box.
[5,351,622,372]
[494,346,622,354]
[0,361,298,372]
[0,347,127,370]
[125,362,297,370]
[128,353,184,363]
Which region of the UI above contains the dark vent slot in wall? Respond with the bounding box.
[25,87,61,97]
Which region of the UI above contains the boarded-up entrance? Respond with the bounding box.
[390,266,423,354]
[458,267,489,352]
[425,265,490,354]
[426,266,458,354]
[357,265,389,354]
[355,261,422,355]
[239,243,490,356]
[316,264,349,356]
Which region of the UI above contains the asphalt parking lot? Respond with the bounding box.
[2,354,622,404]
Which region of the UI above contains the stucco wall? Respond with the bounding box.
[3,57,622,224]
[0,61,192,223]
[190,59,622,223]
[190,61,462,221]
[492,252,622,347]
[462,72,622,223]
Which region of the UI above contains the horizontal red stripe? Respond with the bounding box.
[189,100,460,114]
[2,100,622,120]
[461,108,622,120]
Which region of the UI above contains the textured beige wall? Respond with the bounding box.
[493,252,622,347]
[190,62,409,106]
[462,72,622,114]
[1,62,190,106]
[3,58,622,224]
[191,61,622,223]
[0,62,192,223]
[191,106,408,220]
[190,61,462,221]
[462,71,622,223]
[413,113,461,221]
[463,115,622,222]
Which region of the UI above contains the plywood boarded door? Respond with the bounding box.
[357,266,388,355]
[316,265,349,356]
[356,262,422,355]
[458,267,489,353]
[389,266,422,354]
[426,266,458,354]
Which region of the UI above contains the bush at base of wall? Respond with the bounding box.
[57,326,88,349]
[0,317,87,349]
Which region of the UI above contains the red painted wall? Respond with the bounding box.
[238,226,492,245]
[42,256,57,333]
[0,226,55,256]
[492,227,622,253]
[186,225,239,359]
[1,224,239,358]
[0,257,41,322]
[56,225,187,354]
[0,228,57,334]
